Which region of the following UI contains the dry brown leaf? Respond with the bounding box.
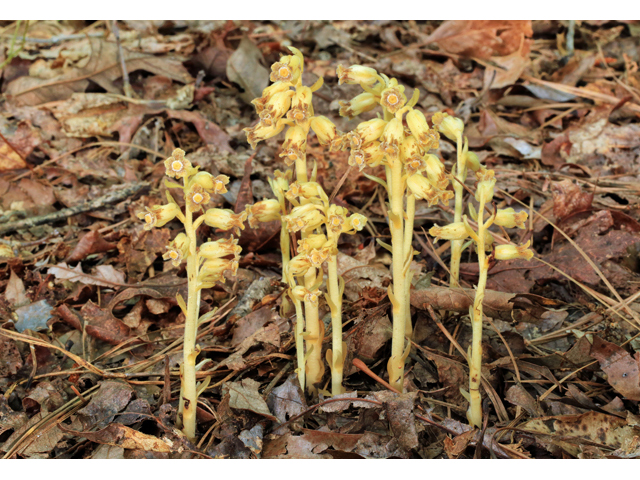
[590,336,640,401]
[6,270,29,308]
[67,424,172,453]
[48,262,125,287]
[225,378,277,421]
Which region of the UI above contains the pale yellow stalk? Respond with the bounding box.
[450,135,465,287]
[327,232,344,396]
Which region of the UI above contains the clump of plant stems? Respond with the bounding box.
[428,119,533,426]
[138,148,246,441]
[245,47,366,396]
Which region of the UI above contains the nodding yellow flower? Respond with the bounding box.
[306,247,330,268]
[286,85,314,124]
[199,257,239,282]
[349,118,387,148]
[494,241,534,261]
[203,208,247,234]
[259,90,294,126]
[270,53,302,84]
[164,149,194,179]
[279,125,307,165]
[297,233,329,254]
[251,81,291,113]
[186,184,211,212]
[465,151,482,172]
[246,199,282,227]
[290,286,321,306]
[285,181,325,203]
[200,237,242,259]
[406,174,451,206]
[244,119,287,149]
[191,172,229,194]
[429,221,470,242]
[268,169,292,202]
[327,205,348,233]
[379,118,404,159]
[283,203,325,233]
[494,208,528,229]
[432,112,464,142]
[475,170,496,203]
[406,109,432,147]
[346,213,367,233]
[339,92,378,119]
[424,154,448,189]
[163,233,189,266]
[400,136,423,162]
[287,253,313,278]
[137,203,181,230]
[380,84,406,113]
[310,116,339,145]
[336,64,380,86]
[348,148,367,171]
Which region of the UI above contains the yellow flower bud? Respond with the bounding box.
[407,174,451,206]
[164,149,194,179]
[349,118,387,149]
[380,83,406,113]
[336,64,379,86]
[406,109,431,147]
[279,125,307,166]
[203,208,247,234]
[424,154,448,190]
[339,92,378,119]
[400,136,423,163]
[310,116,338,145]
[429,222,470,242]
[494,208,528,229]
[137,203,181,230]
[244,119,287,149]
[283,203,325,233]
[432,112,464,142]
[379,118,404,159]
[162,233,189,266]
[494,241,534,261]
[246,199,281,228]
[465,151,482,172]
[200,237,242,259]
[191,172,228,195]
[298,234,329,254]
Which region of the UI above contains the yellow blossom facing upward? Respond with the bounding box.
[186,184,210,212]
[163,233,189,266]
[164,149,194,179]
[380,82,406,113]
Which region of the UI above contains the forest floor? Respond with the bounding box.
[1,20,640,459]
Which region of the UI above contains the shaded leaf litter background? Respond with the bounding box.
[1,19,640,459]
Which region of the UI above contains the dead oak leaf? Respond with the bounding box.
[590,336,640,401]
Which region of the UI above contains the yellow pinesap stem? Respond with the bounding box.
[327,238,344,395]
[181,194,200,441]
[304,267,323,394]
[468,192,487,428]
[403,193,415,338]
[450,135,465,287]
[293,296,306,391]
[387,157,407,392]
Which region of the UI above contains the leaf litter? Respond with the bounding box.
[1,19,640,459]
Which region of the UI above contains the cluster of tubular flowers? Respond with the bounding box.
[137,148,248,441]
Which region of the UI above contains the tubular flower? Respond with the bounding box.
[380,84,406,113]
[259,90,294,126]
[326,205,348,234]
[137,203,181,230]
[400,136,423,162]
[199,258,239,283]
[286,85,313,124]
[251,81,291,113]
[406,174,447,206]
[406,109,433,148]
[429,222,470,242]
[297,233,329,254]
[279,125,307,166]
[164,149,193,179]
[346,119,388,151]
[247,199,282,227]
[244,119,287,149]
[432,112,464,142]
[200,237,242,259]
[287,253,314,277]
[475,170,496,203]
[310,116,339,145]
[424,154,448,190]
[306,248,330,268]
[348,148,367,171]
[186,184,210,212]
[203,208,247,234]
[494,208,528,229]
[283,203,325,233]
[494,241,534,261]
[336,64,380,86]
[270,52,302,84]
[268,169,292,202]
[346,213,367,233]
[465,151,482,172]
[285,181,325,203]
[290,286,321,306]
[379,118,404,159]
[361,141,385,167]
[338,92,378,119]
[163,233,189,266]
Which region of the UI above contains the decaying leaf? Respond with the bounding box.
[226,37,269,104]
[225,378,277,421]
[48,262,125,288]
[590,336,640,401]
